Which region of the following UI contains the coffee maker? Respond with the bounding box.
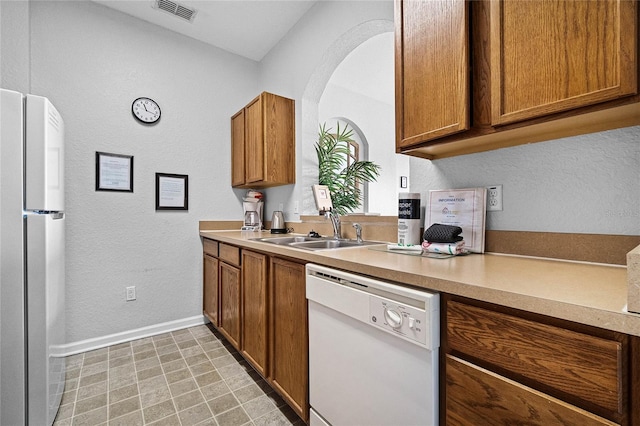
[242,201,263,231]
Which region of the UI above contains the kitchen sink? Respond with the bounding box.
[250,236,322,245]
[250,236,384,251]
[290,239,382,251]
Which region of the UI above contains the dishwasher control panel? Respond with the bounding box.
[369,296,427,345]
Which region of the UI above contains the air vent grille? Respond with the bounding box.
[155,0,197,22]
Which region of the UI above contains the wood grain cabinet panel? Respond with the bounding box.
[203,253,219,327]
[490,0,638,125]
[395,0,639,159]
[269,257,308,422]
[231,92,295,188]
[241,250,268,377]
[219,261,241,350]
[447,300,623,417]
[219,243,240,267]
[395,0,469,148]
[231,109,245,187]
[446,355,617,426]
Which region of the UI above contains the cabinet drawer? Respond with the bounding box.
[446,355,616,426]
[447,300,623,416]
[219,243,241,266]
[203,238,218,257]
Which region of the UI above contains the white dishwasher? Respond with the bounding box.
[306,264,440,426]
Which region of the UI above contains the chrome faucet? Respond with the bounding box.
[325,209,341,240]
[352,223,363,243]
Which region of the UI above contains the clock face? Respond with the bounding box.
[132,97,161,124]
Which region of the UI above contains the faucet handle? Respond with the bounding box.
[352,223,363,243]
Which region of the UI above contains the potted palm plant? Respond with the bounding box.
[315,122,381,215]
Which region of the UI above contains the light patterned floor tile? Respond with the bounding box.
[54,324,302,425]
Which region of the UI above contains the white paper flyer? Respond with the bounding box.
[426,188,487,253]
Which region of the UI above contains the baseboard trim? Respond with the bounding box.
[59,315,208,357]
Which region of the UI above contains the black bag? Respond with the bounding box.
[423,223,463,243]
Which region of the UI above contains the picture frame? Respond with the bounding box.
[155,173,188,211]
[95,152,133,192]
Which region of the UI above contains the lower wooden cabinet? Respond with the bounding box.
[202,253,219,327]
[241,250,268,377]
[269,257,308,422]
[201,239,308,422]
[446,355,616,426]
[203,239,219,327]
[443,295,638,425]
[219,262,241,349]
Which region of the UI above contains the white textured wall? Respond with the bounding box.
[320,84,406,215]
[409,126,640,235]
[259,0,395,220]
[0,0,30,93]
[27,1,258,343]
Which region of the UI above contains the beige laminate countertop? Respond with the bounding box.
[200,230,640,337]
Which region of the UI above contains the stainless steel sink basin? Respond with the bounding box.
[250,236,384,251]
[250,236,321,245]
[289,239,383,251]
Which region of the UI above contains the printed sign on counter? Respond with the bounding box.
[426,188,486,253]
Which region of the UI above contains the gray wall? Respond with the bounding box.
[23,1,258,344]
[409,126,640,235]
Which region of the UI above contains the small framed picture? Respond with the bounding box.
[96,152,133,192]
[155,173,188,211]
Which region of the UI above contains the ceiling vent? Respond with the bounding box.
[154,0,197,23]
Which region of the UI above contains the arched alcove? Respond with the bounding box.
[300,19,395,215]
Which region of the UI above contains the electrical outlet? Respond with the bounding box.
[294,201,299,214]
[126,286,136,301]
[486,185,503,211]
[278,203,284,211]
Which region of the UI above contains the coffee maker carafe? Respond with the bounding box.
[242,201,263,231]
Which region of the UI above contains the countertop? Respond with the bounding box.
[200,230,640,337]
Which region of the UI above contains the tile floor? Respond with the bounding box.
[53,324,304,426]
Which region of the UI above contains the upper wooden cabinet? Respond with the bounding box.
[395,0,639,159]
[490,0,638,125]
[231,92,295,188]
[395,0,470,147]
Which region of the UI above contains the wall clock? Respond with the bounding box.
[132,97,161,124]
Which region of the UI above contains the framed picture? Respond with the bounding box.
[95,152,133,192]
[155,173,188,211]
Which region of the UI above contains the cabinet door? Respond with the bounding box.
[446,355,616,426]
[395,0,469,148]
[219,262,241,349]
[203,254,219,327]
[490,0,638,125]
[269,257,308,422]
[241,250,268,377]
[231,109,245,187]
[244,95,264,184]
[261,93,295,186]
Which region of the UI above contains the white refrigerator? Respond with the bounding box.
[0,89,66,425]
